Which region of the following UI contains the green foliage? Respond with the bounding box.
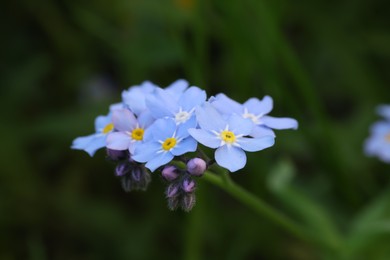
[2,0,390,259]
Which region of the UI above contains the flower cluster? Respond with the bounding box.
[72,79,298,211]
[364,105,390,163]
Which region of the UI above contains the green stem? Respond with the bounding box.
[202,170,337,252]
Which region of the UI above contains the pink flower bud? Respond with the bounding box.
[187,158,207,176]
[162,165,180,181]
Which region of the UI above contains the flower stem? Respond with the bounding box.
[202,170,331,250]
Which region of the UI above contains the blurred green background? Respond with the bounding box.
[2,0,390,259]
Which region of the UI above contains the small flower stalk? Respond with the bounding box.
[71,79,298,211]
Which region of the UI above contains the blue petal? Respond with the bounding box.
[132,141,161,163]
[238,136,275,152]
[250,125,276,138]
[94,114,111,132]
[146,88,179,119]
[178,87,207,111]
[262,116,298,130]
[370,121,390,135]
[176,115,197,138]
[377,105,390,120]
[211,93,243,115]
[166,79,188,98]
[72,134,106,156]
[378,147,390,163]
[244,96,273,115]
[150,118,176,141]
[171,136,197,156]
[112,109,137,131]
[188,128,220,148]
[137,110,155,129]
[364,137,383,156]
[145,152,174,172]
[228,114,253,136]
[195,103,226,132]
[215,145,246,172]
[122,81,157,115]
[106,132,131,150]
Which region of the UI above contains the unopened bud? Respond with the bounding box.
[167,196,180,211]
[181,193,196,212]
[115,162,131,177]
[162,165,180,181]
[187,158,207,176]
[182,178,196,193]
[107,149,127,161]
[166,183,180,198]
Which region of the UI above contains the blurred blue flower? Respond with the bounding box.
[364,106,390,163]
[106,108,154,154]
[71,112,114,156]
[122,79,189,116]
[189,104,275,172]
[146,85,206,127]
[211,94,298,138]
[132,118,197,172]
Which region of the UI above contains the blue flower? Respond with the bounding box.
[188,104,275,172]
[146,85,206,127]
[210,94,298,138]
[132,118,198,172]
[106,108,154,154]
[377,105,390,120]
[71,112,115,156]
[364,106,390,163]
[122,79,189,116]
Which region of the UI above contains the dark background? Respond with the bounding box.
[2,0,390,259]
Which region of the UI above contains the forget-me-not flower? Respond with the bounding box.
[71,112,115,156]
[132,118,197,171]
[122,79,189,116]
[364,105,390,163]
[211,94,298,138]
[188,104,275,172]
[146,85,206,127]
[106,108,154,154]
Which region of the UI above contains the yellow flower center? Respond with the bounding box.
[102,123,114,134]
[131,128,144,141]
[385,133,390,143]
[162,137,177,151]
[220,130,236,144]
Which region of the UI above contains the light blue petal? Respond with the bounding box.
[250,126,276,138]
[122,81,157,115]
[262,116,298,130]
[146,88,178,119]
[110,102,125,111]
[176,115,197,138]
[377,105,390,120]
[166,79,188,97]
[71,135,96,150]
[171,137,197,156]
[128,141,141,155]
[364,137,383,156]
[228,114,253,136]
[94,114,111,132]
[178,87,207,111]
[211,93,242,115]
[195,103,226,132]
[188,128,220,148]
[238,136,275,152]
[132,141,161,163]
[112,109,137,131]
[215,145,246,172]
[72,134,106,156]
[378,147,390,163]
[244,96,273,115]
[150,118,176,141]
[145,152,174,172]
[370,121,390,135]
[106,132,131,150]
[137,110,155,129]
